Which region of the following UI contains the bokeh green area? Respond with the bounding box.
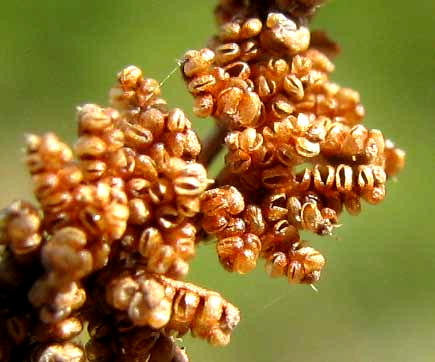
[1,1,434,361]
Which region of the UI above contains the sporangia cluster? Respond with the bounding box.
[184,0,405,283]
[0,0,405,360]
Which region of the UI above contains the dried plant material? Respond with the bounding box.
[0,1,406,360]
[266,242,325,284]
[384,139,406,177]
[217,233,262,273]
[106,270,240,346]
[0,64,229,361]
[85,319,190,362]
[0,200,42,256]
[33,316,83,342]
[260,13,311,55]
[31,342,85,362]
[119,329,190,362]
[184,0,405,287]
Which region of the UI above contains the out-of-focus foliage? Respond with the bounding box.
[0,1,434,361]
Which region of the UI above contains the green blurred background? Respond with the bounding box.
[1,1,434,361]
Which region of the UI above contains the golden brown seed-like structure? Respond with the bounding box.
[104,65,213,279]
[0,64,237,361]
[31,342,85,362]
[106,269,240,346]
[0,200,42,257]
[217,233,262,274]
[184,0,405,285]
[0,1,406,360]
[384,139,406,177]
[85,317,190,362]
[118,328,190,362]
[22,65,215,328]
